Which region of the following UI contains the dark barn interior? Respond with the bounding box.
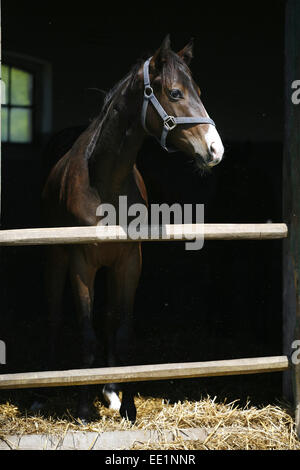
[0,1,286,411]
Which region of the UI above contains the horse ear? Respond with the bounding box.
[178,39,194,65]
[150,34,171,71]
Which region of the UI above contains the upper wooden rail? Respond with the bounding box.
[0,224,288,246]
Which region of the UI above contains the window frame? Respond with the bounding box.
[2,63,36,144]
[1,52,52,148]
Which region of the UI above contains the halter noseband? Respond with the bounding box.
[141,57,216,153]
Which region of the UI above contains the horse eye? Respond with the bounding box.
[169,89,183,100]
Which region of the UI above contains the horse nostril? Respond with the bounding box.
[206,141,224,167]
[205,142,217,163]
[210,142,217,157]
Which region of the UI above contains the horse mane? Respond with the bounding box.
[85,60,143,160]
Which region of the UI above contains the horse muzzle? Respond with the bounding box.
[206,141,224,167]
[204,125,224,167]
[193,139,224,169]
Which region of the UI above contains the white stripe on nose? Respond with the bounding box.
[205,124,224,167]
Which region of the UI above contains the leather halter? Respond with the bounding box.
[141,57,216,153]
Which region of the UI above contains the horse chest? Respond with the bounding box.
[79,242,136,269]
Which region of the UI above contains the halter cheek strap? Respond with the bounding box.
[141,57,216,153]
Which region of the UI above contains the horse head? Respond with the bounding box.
[141,35,224,169]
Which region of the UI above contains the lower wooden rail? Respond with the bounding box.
[0,356,289,390]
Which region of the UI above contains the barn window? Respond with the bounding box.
[1,64,34,143]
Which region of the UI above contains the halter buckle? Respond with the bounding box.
[144,86,154,99]
[164,116,177,131]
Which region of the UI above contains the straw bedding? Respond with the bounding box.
[0,393,299,450]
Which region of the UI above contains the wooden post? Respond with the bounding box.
[0,14,2,223]
[283,0,300,438]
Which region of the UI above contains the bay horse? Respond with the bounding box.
[42,35,224,423]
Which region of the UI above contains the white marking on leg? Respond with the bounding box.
[102,386,121,411]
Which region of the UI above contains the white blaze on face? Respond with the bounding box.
[194,103,224,167]
[204,124,224,167]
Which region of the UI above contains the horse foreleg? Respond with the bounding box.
[102,270,122,412]
[69,249,97,421]
[105,244,142,422]
[45,246,69,369]
[30,246,69,413]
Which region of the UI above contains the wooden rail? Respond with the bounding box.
[0,356,289,390]
[0,223,288,246]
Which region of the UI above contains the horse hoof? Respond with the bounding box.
[120,404,137,424]
[76,405,94,425]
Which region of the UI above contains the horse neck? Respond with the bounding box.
[89,92,145,205]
